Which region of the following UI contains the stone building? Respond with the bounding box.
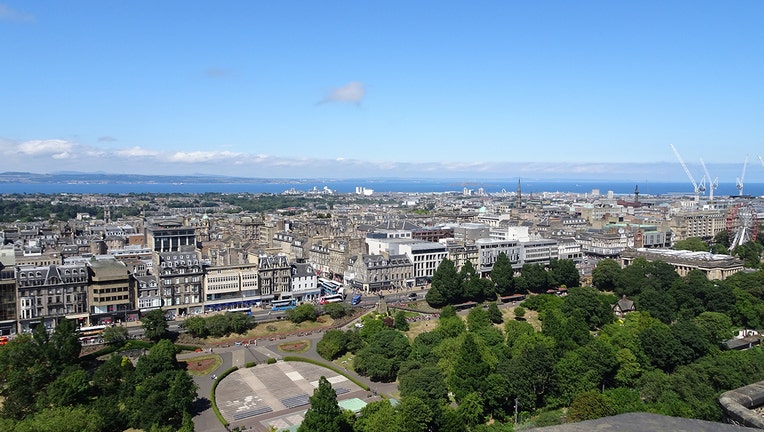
[620,248,744,281]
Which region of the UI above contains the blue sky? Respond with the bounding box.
[1,1,763,183]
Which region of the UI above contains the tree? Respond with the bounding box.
[448,333,490,401]
[354,400,400,432]
[324,302,350,319]
[287,303,318,323]
[491,252,515,295]
[354,329,411,382]
[102,325,129,345]
[399,365,449,404]
[562,287,614,330]
[394,310,410,331]
[693,311,734,347]
[431,258,462,304]
[298,376,349,432]
[673,237,709,252]
[38,367,90,409]
[141,309,169,342]
[514,306,526,320]
[592,259,621,292]
[567,391,615,422]
[397,395,434,432]
[466,307,492,333]
[486,302,503,324]
[638,321,689,373]
[457,392,484,428]
[317,330,348,360]
[516,263,553,294]
[732,241,763,269]
[549,259,580,288]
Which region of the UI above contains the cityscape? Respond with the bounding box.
[1,183,764,431]
[3,1,764,432]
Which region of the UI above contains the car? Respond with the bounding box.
[407,293,418,300]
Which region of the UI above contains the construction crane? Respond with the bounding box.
[700,158,718,200]
[670,144,704,201]
[736,155,748,196]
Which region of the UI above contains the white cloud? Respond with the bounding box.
[320,81,366,105]
[18,139,73,158]
[168,151,241,163]
[0,4,34,22]
[115,146,160,158]
[98,136,117,142]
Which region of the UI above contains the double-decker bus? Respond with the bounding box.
[77,325,108,344]
[319,294,344,305]
[271,299,297,311]
[319,278,342,295]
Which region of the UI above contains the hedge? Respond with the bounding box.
[210,366,239,427]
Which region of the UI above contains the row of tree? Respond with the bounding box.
[425,256,580,307]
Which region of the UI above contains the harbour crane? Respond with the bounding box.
[670,144,704,201]
[736,155,748,196]
[700,158,718,200]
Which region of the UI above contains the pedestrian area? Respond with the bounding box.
[216,360,368,431]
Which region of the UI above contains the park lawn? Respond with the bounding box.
[405,316,437,340]
[332,352,357,372]
[502,304,541,331]
[204,316,336,344]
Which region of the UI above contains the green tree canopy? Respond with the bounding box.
[490,252,515,295]
[592,258,622,292]
[673,237,710,252]
[298,376,349,432]
[430,258,462,304]
[141,309,169,342]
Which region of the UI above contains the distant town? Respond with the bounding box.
[0,182,756,335]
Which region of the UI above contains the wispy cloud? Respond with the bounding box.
[0,4,34,22]
[319,81,366,105]
[98,136,117,142]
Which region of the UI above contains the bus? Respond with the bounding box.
[319,278,342,295]
[319,294,344,305]
[351,293,363,305]
[0,335,9,346]
[226,307,252,315]
[271,299,297,311]
[77,325,108,344]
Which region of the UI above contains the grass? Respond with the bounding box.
[332,352,356,372]
[203,316,336,344]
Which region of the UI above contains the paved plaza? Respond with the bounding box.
[216,360,371,431]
